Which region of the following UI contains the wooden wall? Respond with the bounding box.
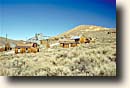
[70,43,77,47]
[63,44,69,48]
[15,47,39,54]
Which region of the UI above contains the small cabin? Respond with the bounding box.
[59,39,69,48]
[5,42,12,51]
[15,43,39,54]
[0,42,13,52]
[59,39,76,48]
[60,43,69,48]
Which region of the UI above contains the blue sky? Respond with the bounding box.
[0,0,116,40]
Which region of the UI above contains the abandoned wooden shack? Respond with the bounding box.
[59,36,92,48]
[59,38,77,48]
[62,43,69,48]
[0,42,16,52]
[15,43,39,54]
[70,36,80,47]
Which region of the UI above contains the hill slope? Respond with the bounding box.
[57,25,116,37]
[0,37,24,46]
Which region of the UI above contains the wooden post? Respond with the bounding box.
[64,43,69,48]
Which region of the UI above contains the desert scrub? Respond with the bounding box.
[0,30,116,76]
[98,62,116,76]
[67,49,80,59]
[0,68,10,76]
[47,66,71,76]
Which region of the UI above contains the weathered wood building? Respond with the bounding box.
[15,43,39,54]
[59,36,92,48]
[59,38,78,48]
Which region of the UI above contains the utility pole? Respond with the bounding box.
[6,33,7,42]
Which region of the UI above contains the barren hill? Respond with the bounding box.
[0,37,24,47]
[56,25,116,37]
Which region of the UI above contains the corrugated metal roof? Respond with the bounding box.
[70,36,80,40]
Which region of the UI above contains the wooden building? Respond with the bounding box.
[60,43,69,48]
[15,43,39,54]
[59,36,92,48]
[59,39,77,48]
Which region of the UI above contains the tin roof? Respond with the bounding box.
[70,36,80,40]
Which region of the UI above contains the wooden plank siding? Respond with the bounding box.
[15,43,39,54]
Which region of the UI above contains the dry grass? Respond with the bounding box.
[0,30,116,76]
